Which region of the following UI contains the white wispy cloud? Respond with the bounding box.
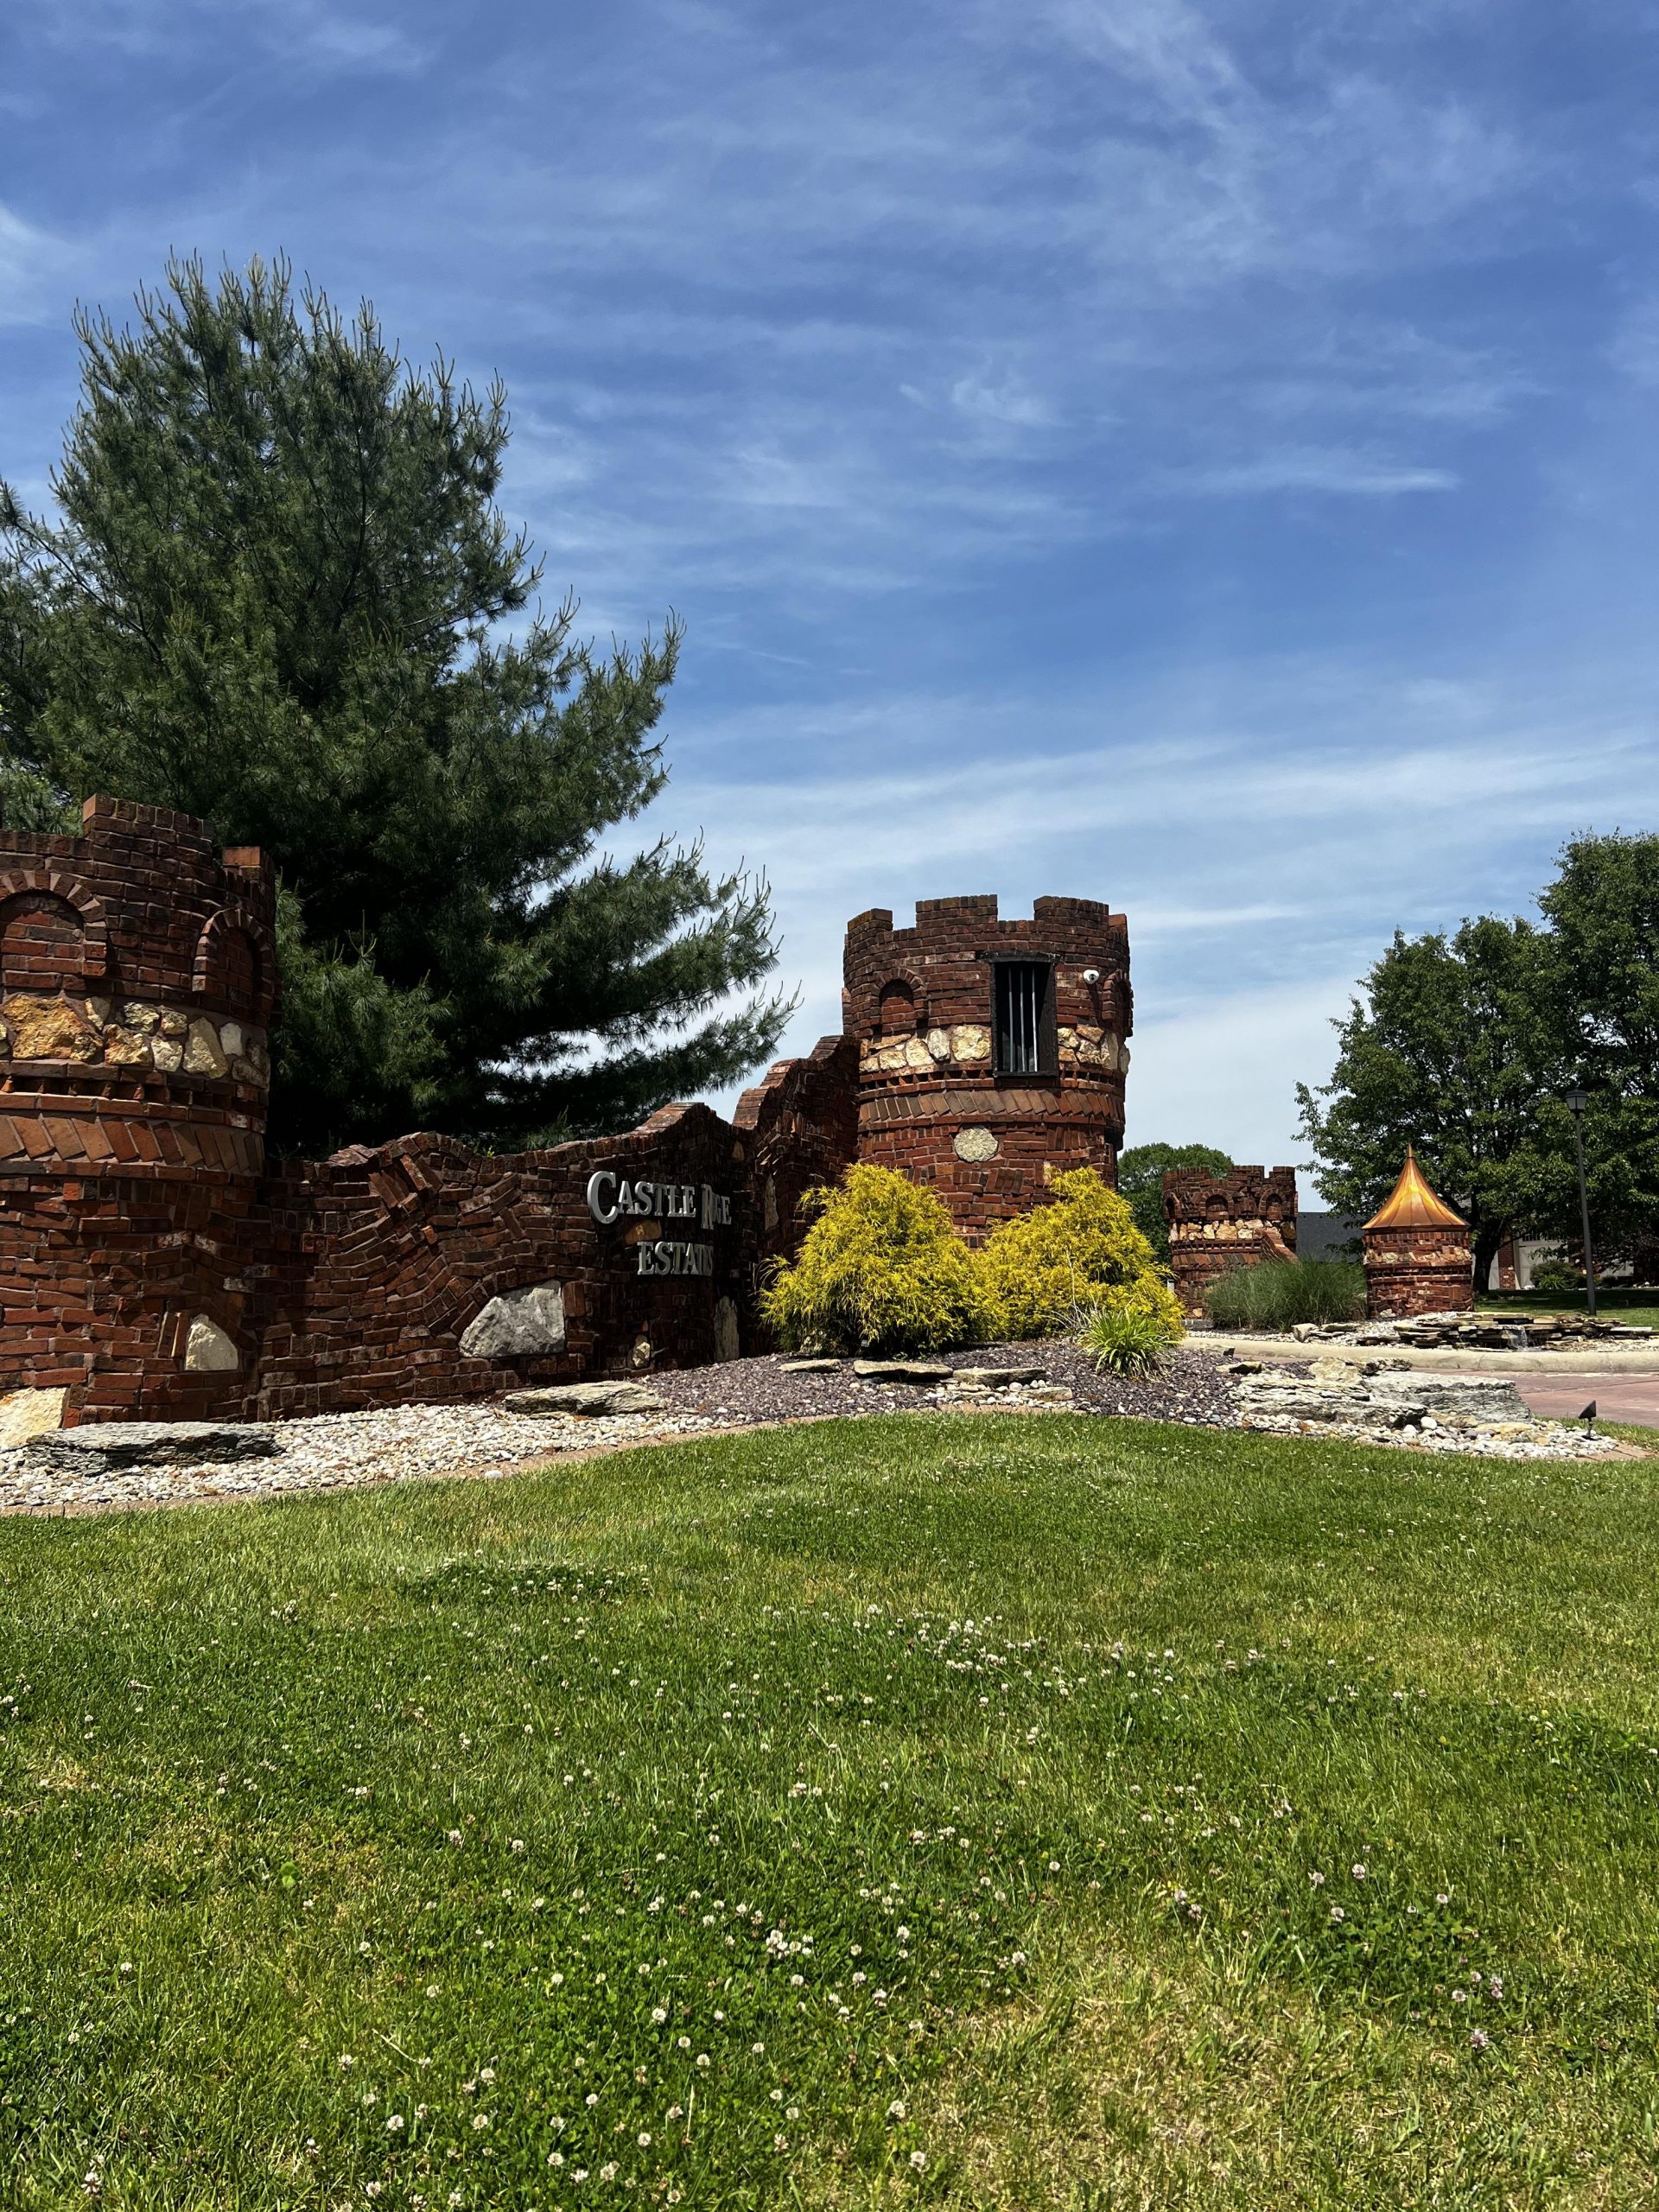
[1175,446,1459,497]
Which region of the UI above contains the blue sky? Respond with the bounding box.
[4,1,1658,1185]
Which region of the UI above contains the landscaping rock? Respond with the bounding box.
[852,1359,956,1385]
[1236,1377,1427,1428]
[23,1421,278,1474]
[780,1357,842,1373]
[460,1282,566,1360]
[952,1366,1046,1389]
[504,1381,666,1417]
[1367,1374,1530,1421]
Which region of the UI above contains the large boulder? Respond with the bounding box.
[22,1422,278,1474]
[461,1283,567,1360]
[504,1381,666,1418]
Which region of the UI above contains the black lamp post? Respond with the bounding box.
[1564,1083,1599,1318]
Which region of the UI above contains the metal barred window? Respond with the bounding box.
[993,960,1051,1075]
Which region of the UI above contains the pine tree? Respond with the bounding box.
[0,256,793,1154]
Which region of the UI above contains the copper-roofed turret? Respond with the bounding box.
[1363,1147,1465,1233]
[1361,1147,1473,1318]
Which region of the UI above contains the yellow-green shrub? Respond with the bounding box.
[760,1163,998,1354]
[977,1166,1185,1341]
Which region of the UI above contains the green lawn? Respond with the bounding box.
[1478,1287,1659,1328]
[3,1415,1657,2211]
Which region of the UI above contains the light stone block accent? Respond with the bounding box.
[0,1386,67,1446]
[183,1016,230,1076]
[953,1125,999,1162]
[0,992,270,1084]
[459,1281,567,1360]
[185,1314,241,1372]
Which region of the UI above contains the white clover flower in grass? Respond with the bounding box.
[1329,1906,1344,1923]
[600,2163,619,2180]
[385,2114,405,2133]
[1470,2028,1491,2050]
[909,2152,928,2171]
[651,2006,668,2024]
[1351,1865,1368,1880]
[586,2094,600,2108]
[638,2133,652,2148]
[887,2101,906,2121]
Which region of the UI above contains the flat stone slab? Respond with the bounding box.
[852,1360,956,1385]
[780,1357,842,1374]
[22,1421,279,1475]
[952,1366,1046,1389]
[504,1382,667,1418]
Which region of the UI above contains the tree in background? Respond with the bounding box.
[1295,918,1553,1287]
[1537,832,1659,1260]
[1296,836,1659,1287]
[0,257,792,1155]
[1116,1141,1234,1265]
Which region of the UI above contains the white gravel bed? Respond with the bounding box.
[0,1401,724,1516]
[1236,1410,1628,1459]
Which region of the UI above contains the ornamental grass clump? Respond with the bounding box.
[1080,1300,1178,1376]
[977,1167,1185,1342]
[1204,1257,1367,1331]
[760,1163,997,1354]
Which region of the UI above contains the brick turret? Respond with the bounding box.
[845,895,1130,1240]
[0,797,276,1419]
[1362,1148,1473,1319]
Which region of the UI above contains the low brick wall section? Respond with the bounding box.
[1164,1166,1298,1316]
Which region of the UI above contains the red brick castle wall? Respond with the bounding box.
[1,806,1150,1421]
[846,895,1131,1241]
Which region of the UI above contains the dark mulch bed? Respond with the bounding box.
[644,1339,1236,1428]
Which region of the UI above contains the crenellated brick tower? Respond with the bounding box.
[1163,1166,1298,1315]
[0,797,277,1421]
[844,895,1130,1240]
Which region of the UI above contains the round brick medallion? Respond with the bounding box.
[952,1125,999,1162]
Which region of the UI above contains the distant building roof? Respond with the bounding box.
[1298,1211,1362,1262]
[1363,1147,1466,1231]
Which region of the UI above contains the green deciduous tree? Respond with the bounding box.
[1296,836,1659,1286]
[1116,1141,1234,1265]
[1294,918,1553,1287]
[1537,832,1659,1254]
[0,255,792,1154]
